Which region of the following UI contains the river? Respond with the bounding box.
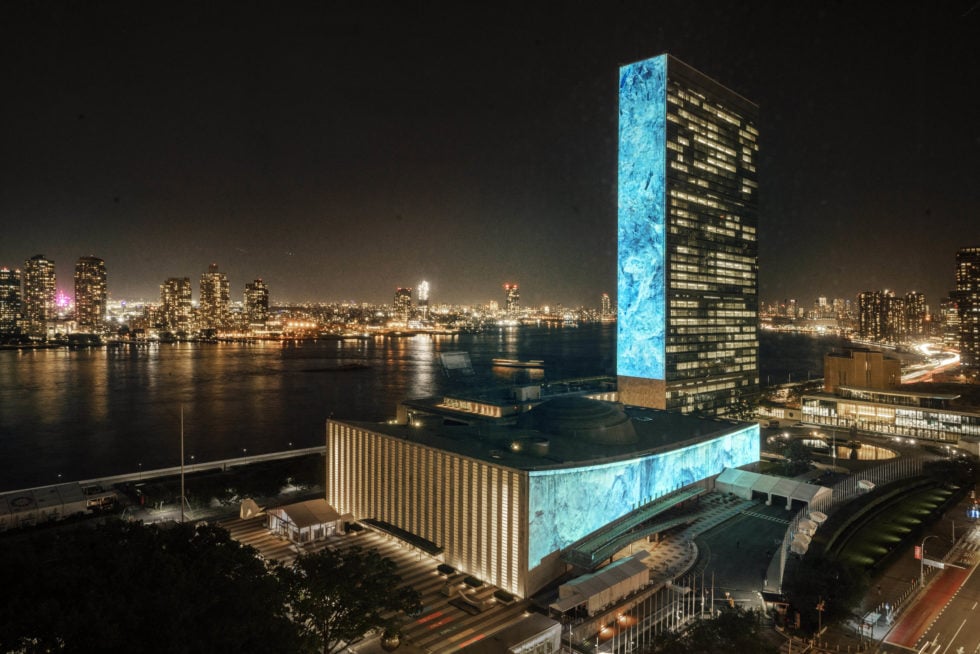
[0,325,837,491]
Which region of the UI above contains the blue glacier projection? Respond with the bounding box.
[617,54,667,380]
[526,424,759,568]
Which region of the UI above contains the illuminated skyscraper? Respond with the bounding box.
[954,247,980,368]
[417,280,430,321]
[393,287,412,323]
[244,279,269,327]
[617,54,759,416]
[23,254,56,338]
[858,291,885,341]
[199,263,230,330]
[905,291,926,338]
[504,283,520,315]
[601,292,612,318]
[0,267,22,332]
[74,256,107,331]
[160,277,193,331]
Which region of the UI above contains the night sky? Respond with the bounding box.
[2,1,978,308]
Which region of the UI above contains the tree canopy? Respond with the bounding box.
[280,545,422,654]
[0,519,419,654]
[0,519,302,653]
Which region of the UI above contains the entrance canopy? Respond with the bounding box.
[716,468,831,510]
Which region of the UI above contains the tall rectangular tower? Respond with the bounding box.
[74,256,107,331]
[955,246,980,368]
[23,254,56,338]
[617,55,759,416]
[0,267,22,332]
[199,263,230,330]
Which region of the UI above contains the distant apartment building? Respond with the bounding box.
[23,254,56,337]
[199,263,230,330]
[0,267,22,332]
[73,256,107,331]
[858,290,925,344]
[244,279,269,327]
[954,247,980,368]
[857,291,885,341]
[905,291,926,338]
[616,54,759,417]
[504,283,520,315]
[160,277,193,331]
[393,287,412,323]
[940,298,961,348]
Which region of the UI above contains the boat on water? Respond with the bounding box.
[491,358,544,369]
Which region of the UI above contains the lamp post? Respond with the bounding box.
[920,534,940,585]
[138,462,142,481]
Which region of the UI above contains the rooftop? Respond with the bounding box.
[333,397,753,471]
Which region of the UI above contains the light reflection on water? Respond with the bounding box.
[0,326,812,490]
[0,324,615,490]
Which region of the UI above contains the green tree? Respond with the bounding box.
[782,439,812,476]
[279,545,422,654]
[0,520,303,653]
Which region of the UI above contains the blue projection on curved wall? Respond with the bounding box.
[618,55,667,380]
[527,424,759,568]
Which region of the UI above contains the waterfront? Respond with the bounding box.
[0,326,837,491]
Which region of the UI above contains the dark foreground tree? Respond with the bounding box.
[646,607,778,653]
[0,519,303,653]
[783,554,868,630]
[279,545,422,654]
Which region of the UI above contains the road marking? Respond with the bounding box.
[941,620,967,654]
[972,601,978,610]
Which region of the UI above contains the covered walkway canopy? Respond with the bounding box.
[550,551,651,616]
[715,468,831,511]
[561,487,704,570]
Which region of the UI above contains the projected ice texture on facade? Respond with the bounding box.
[527,423,759,568]
[617,54,667,380]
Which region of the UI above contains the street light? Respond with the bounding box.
[920,534,940,585]
[138,462,142,481]
[242,448,248,464]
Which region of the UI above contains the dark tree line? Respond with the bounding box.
[0,520,420,654]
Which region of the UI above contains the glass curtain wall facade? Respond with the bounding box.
[618,54,759,416]
[801,388,980,442]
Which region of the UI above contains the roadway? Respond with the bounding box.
[884,527,980,653]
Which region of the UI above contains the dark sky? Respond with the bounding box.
[2,2,978,307]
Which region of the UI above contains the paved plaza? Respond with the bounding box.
[222,491,781,653]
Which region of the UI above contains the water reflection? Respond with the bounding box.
[0,324,618,490]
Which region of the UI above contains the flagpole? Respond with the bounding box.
[180,403,185,523]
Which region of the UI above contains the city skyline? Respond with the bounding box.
[2,3,979,305]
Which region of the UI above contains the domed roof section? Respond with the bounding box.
[524,396,637,445]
